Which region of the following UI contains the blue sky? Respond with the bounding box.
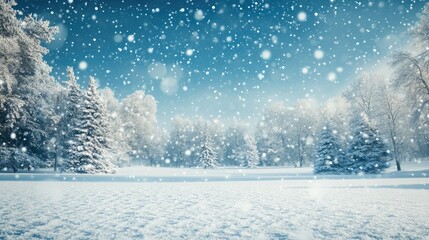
[17,0,427,126]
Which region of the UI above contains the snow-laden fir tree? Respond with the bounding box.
[347,113,390,174]
[62,77,114,173]
[199,127,217,169]
[83,77,110,150]
[314,124,347,174]
[241,134,260,168]
[59,67,81,150]
[60,67,84,172]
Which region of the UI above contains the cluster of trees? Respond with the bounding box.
[1,0,428,173]
[163,3,429,173]
[0,0,61,172]
[314,113,389,175]
[311,4,429,173]
[0,0,162,173]
[164,118,260,168]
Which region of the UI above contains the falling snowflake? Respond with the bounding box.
[260,49,272,60]
[314,49,324,60]
[79,61,88,70]
[297,11,307,22]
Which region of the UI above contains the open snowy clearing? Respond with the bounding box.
[1,161,429,183]
[0,162,428,239]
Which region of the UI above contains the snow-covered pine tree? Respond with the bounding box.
[83,77,110,150]
[60,67,81,142]
[60,67,84,172]
[61,76,114,173]
[78,77,113,173]
[314,124,347,174]
[347,113,390,174]
[199,127,217,169]
[241,134,260,168]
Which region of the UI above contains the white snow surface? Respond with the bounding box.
[0,162,428,239]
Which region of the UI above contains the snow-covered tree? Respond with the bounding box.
[314,124,347,174]
[344,73,382,122]
[375,82,412,171]
[57,67,81,159]
[61,77,114,174]
[121,91,164,166]
[391,3,429,157]
[0,0,60,171]
[412,3,429,45]
[223,120,247,166]
[99,88,131,167]
[165,116,194,167]
[321,95,350,144]
[256,100,319,167]
[199,127,217,169]
[165,116,223,167]
[347,113,390,174]
[344,73,415,171]
[288,99,319,167]
[241,134,260,168]
[256,102,290,166]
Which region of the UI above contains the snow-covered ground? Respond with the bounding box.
[0,162,428,239]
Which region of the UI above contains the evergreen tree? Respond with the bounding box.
[241,135,260,168]
[62,77,114,173]
[60,67,83,172]
[83,77,110,150]
[314,124,347,174]
[58,67,80,152]
[347,113,390,174]
[199,127,217,169]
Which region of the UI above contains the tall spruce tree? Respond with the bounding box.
[60,67,84,172]
[199,127,217,169]
[61,77,114,173]
[347,113,390,174]
[314,124,347,174]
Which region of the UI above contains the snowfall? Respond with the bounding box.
[0,162,428,240]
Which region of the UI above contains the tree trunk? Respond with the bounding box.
[54,152,58,172]
[10,150,17,173]
[390,134,402,172]
[396,160,401,171]
[298,140,303,167]
[11,160,17,173]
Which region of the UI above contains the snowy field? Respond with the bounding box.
[0,162,428,239]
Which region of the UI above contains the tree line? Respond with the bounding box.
[1,0,428,173]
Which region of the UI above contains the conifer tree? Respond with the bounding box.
[60,67,84,172]
[61,76,114,173]
[199,127,217,169]
[347,113,390,174]
[314,124,347,174]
